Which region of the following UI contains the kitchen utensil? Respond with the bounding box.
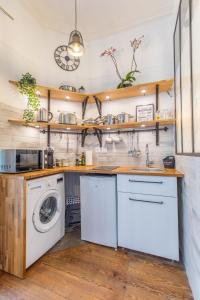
[58,112,77,124]
[117,112,129,123]
[127,132,133,156]
[82,118,97,125]
[69,113,77,125]
[58,112,65,124]
[59,83,76,92]
[66,133,69,153]
[105,114,115,125]
[105,134,113,144]
[37,108,53,122]
[112,136,120,143]
[64,113,71,124]
[136,133,142,157]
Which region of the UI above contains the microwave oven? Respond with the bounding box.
[0,149,43,173]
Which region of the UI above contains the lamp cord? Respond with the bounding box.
[0,6,14,20]
[75,0,77,30]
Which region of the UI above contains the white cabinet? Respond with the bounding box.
[117,175,179,261]
[80,175,117,248]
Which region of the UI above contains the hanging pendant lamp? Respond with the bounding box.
[68,0,84,57]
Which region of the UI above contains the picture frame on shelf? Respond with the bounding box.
[136,104,154,122]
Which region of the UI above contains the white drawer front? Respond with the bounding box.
[117,192,179,260]
[117,174,177,197]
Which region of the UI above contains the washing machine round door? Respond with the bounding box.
[33,190,62,233]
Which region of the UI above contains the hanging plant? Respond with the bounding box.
[18,73,40,122]
[100,36,144,89]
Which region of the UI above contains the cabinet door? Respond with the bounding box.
[117,175,177,197]
[118,192,179,260]
[80,176,117,248]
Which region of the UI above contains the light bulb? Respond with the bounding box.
[68,44,84,57]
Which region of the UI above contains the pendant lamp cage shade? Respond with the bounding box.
[68,0,84,57]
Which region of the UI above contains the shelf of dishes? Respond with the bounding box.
[8,118,176,131]
[36,107,175,125]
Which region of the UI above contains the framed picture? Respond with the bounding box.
[136,104,154,122]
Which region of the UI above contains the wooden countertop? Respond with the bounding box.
[0,166,184,180]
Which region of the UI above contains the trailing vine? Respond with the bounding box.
[18,73,40,122]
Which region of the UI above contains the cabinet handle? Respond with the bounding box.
[129,198,164,205]
[128,179,163,184]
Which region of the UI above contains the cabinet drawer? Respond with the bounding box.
[117,174,177,197]
[117,192,179,260]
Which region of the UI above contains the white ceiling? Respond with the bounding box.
[20,0,178,41]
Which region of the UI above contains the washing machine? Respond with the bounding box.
[26,173,65,268]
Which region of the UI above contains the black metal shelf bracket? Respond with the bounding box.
[82,96,89,119]
[47,89,51,147]
[81,128,88,147]
[156,84,160,146]
[93,96,102,117]
[94,128,103,148]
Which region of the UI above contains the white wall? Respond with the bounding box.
[176,156,200,300]
[0,0,87,154]
[0,1,175,164]
[87,15,174,92]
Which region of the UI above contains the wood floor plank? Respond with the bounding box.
[0,243,193,300]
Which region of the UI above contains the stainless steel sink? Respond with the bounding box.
[92,166,119,171]
[130,167,164,172]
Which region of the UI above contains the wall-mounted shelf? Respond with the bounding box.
[93,79,173,102]
[8,119,92,131]
[8,118,175,131]
[8,78,174,147]
[9,79,173,103]
[9,80,90,103]
[94,119,175,130]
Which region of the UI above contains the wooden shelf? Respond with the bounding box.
[8,119,175,131]
[8,119,93,131]
[93,79,173,102]
[94,119,175,130]
[9,80,90,103]
[9,79,173,103]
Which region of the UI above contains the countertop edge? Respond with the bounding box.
[0,166,184,180]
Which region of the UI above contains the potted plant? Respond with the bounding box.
[100,36,144,89]
[18,73,40,122]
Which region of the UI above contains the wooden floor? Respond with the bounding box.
[0,243,193,300]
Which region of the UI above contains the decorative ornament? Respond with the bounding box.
[54,45,80,71]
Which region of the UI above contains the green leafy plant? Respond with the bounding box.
[18,73,40,122]
[117,70,139,89]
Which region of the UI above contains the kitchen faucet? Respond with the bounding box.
[145,144,153,167]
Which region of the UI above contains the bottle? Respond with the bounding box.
[155,110,160,121]
[80,152,86,166]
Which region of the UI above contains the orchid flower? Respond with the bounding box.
[100,47,122,80]
[130,35,144,72]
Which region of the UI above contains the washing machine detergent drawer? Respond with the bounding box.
[26,174,65,268]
